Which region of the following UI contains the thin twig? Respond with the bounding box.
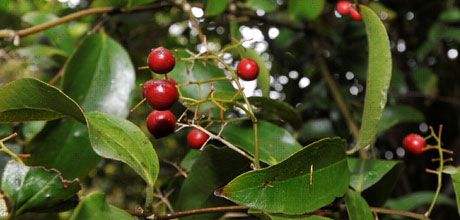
[370,207,428,220]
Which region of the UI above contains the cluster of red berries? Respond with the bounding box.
[402,134,426,155]
[336,1,362,21]
[143,47,209,149]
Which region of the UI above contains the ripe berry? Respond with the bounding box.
[146,110,176,139]
[143,79,179,110]
[147,47,176,74]
[336,1,351,15]
[237,58,259,81]
[350,7,362,21]
[403,134,426,155]
[187,129,209,149]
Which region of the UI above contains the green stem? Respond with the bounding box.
[370,207,428,220]
[145,184,154,210]
[177,76,229,88]
[425,127,443,217]
[0,142,25,166]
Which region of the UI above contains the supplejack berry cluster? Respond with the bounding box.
[336,1,362,21]
[139,47,260,149]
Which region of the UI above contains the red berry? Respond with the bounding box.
[403,134,426,155]
[187,129,209,149]
[350,8,362,21]
[237,58,259,81]
[147,47,176,74]
[143,79,179,110]
[336,1,351,15]
[146,110,176,139]
[168,77,178,85]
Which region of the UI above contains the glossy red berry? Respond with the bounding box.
[336,1,351,15]
[350,8,362,21]
[147,47,176,74]
[187,129,209,149]
[403,134,426,155]
[237,58,259,81]
[143,79,179,110]
[146,110,176,139]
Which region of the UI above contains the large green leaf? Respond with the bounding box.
[451,170,460,215]
[180,149,201,172]
[205,0,229,16]
[1,160,81,216]
[355,5,392,151]
[384,191,455,211]
[215,120,301,165]
[22,12,75,54]
[86,111,159,186]
[68,192,135,220]
[0,78,85,123]
[177,146,250,219]
[169,50,236,113]
[288,0,324,21]
[348,158,402,192]
[248,97,302,129]
[247,0,278,13]
[345,189,374,220]
[216,138,349,214]
[26,34,135,179]
[378,105,425,133]
[241,48,270,97]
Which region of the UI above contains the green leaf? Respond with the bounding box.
[26,34,135,179]
[68,192,135,220]
[0,78,85,123]
[288,0,325,21]
[180,150,201,172]
[248,97,302,128]
[216,138,349,214]
[299,119,335,143]
[177,146,250,219]
[18,44,68,58]
[169,50,236,113]
[345,189,374,220]
[384,191,455,211]
[1,160,81,216]
[22,12,75,54]
[241,48,270,97]
[86,111,159,186]
[378,105,425,133]
[443,165,458,174]
[412,67,439,95]
[348,158,402,192]
[250,209,333,220]
[215,120,301,165]
[205,0,229,16]
[355,5,392,151]
[440,8,460,22]
[247,0,278,13]
[452,170,460,215]
[127,0,156,8]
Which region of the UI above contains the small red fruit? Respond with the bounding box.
[187,129,209,149]
[143,79,179,110]
[403,134,426,155]
[146,110,176,139]
[237,58,259,81]
[350,7,362,21]
[147,47,176,74]
[336,1,351,15]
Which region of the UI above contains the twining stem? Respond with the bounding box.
[0,133,25,166]
[425,126,444,217]
[177,77,230,88]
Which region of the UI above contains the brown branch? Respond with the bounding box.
[173,0,206,44]
[125,206,249,219]
[370,207,428,220]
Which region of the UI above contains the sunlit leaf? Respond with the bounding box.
[205,0,229,16]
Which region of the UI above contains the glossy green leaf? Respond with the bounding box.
[413,67,439,95]
[0,78,85,123]
[26,34,135,179]
[384,191,455,211]
[348,158,401,192]
[86,111,159,186]
[440,8,460,22]
[177,146,250,219]
[68,192,135,220]
[378,105,425,133]
[241,48,270,97]
[22,121,46,141]
[355,5,392,151]
[451,168,460,215]
[1,160,81,216]
[345,190,374,220]
[180,150,201,172]
[248,97,302,128]
[205,0,229,16]
[169,50,236,113]
[299,119,335,143]
[248,0,278,13]
[22,12,75,54]
[216,138,349,214]
[215,120,301,165]
[288,0,324,21]
[361,160,403,206]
